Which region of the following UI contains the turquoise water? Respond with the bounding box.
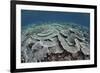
[21,10,90,28]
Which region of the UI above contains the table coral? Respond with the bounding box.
[21,23,90,63]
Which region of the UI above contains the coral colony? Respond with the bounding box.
[21,23,90,63]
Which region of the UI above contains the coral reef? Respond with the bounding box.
[21,23,90,63]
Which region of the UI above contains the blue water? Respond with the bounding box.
[21,10,90,28]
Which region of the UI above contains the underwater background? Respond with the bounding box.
[21,10,90,63]
[21,10,90,28]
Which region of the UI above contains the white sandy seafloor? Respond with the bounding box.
[21,22,90,63]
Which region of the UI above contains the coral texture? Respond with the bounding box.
[21,23,90,63]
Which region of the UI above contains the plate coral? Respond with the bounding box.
[21,23,90,63]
